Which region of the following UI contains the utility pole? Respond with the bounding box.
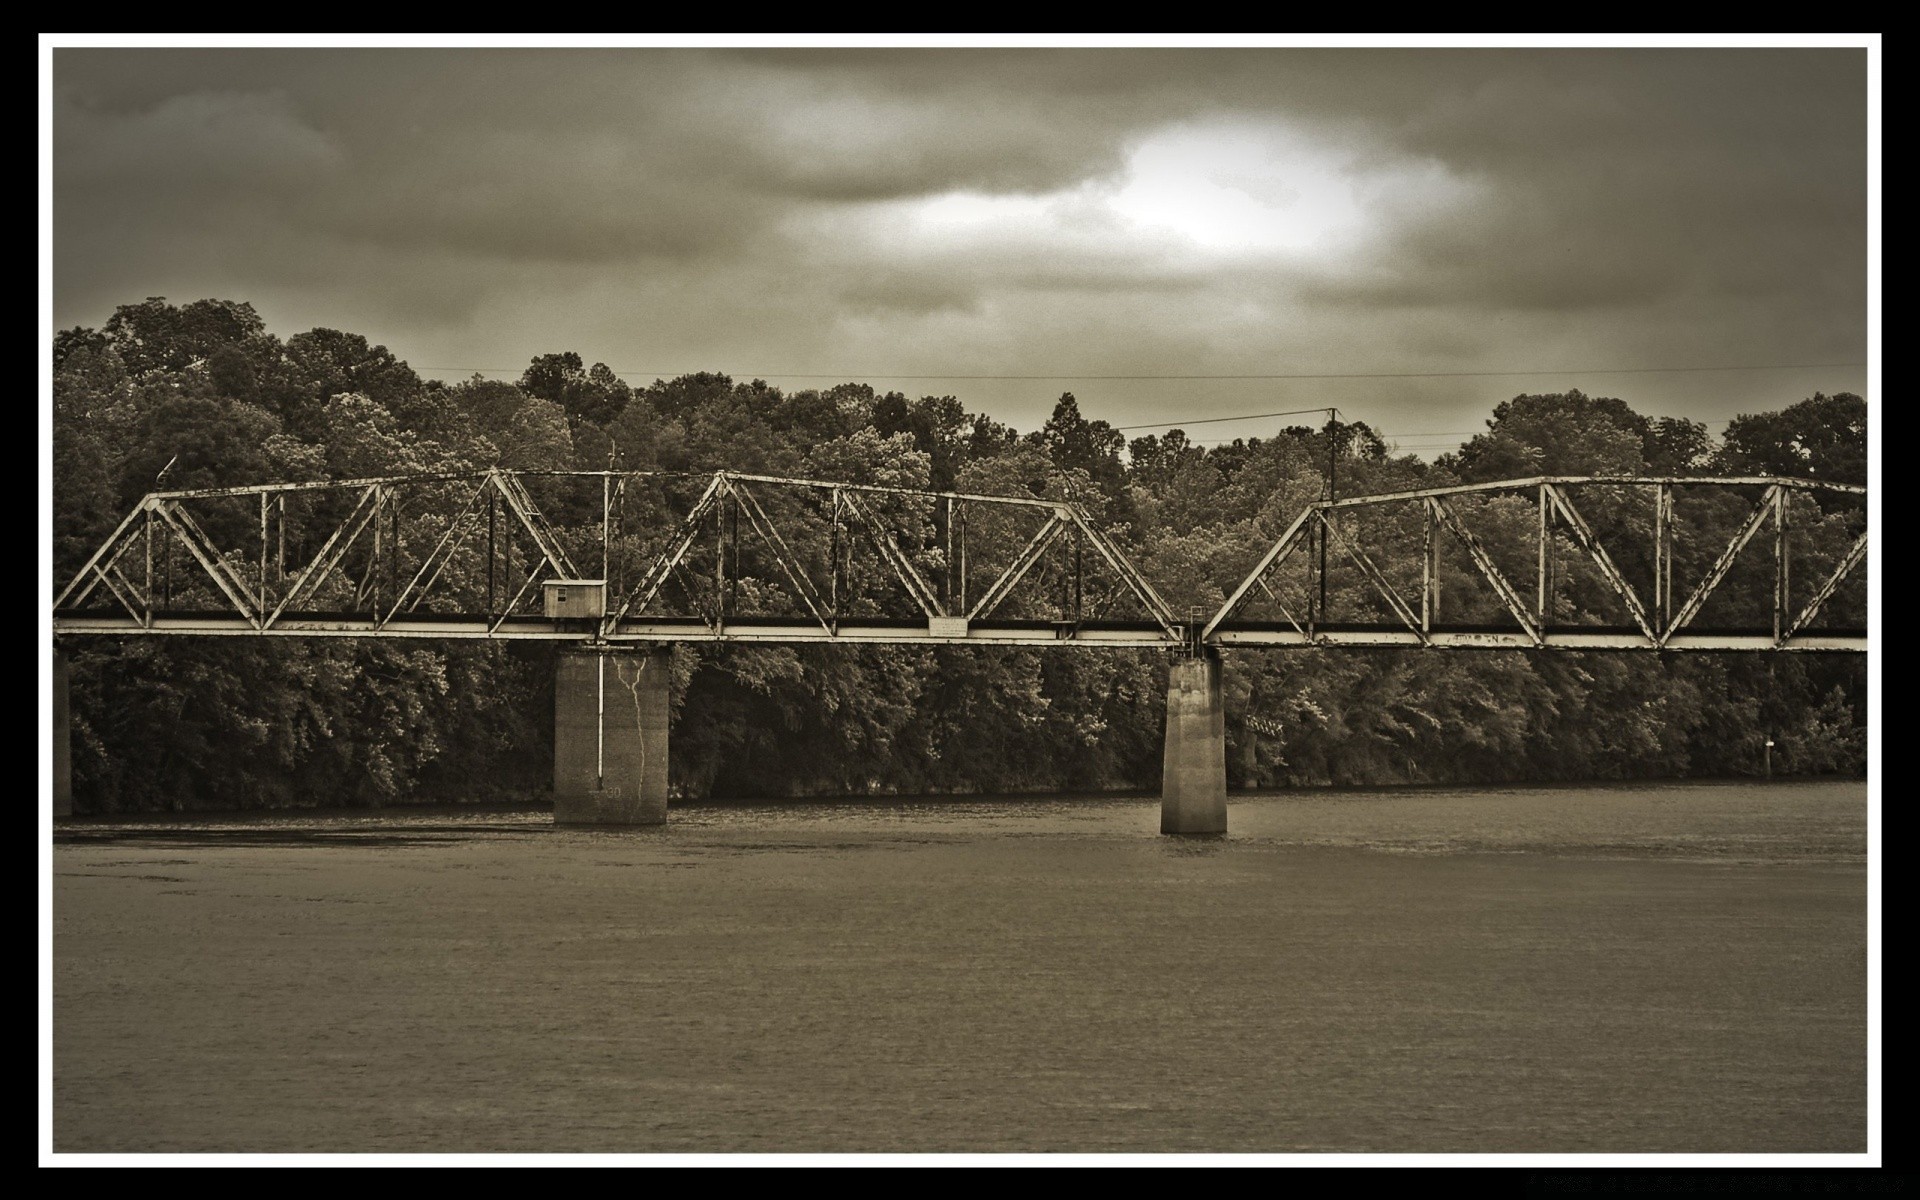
[1319,408,1338,617]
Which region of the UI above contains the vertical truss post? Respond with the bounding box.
[368,485,384,613]
[259,492,269,615]
[729,486,740,612]
[1060,525,1070,618]
[1654,483,1672,635]
[143,508,154,628]
[389,492,401,609]
[714,486,727,631]
[945,495,955,609]
[487,488,497,619]
[1774,486,1790,641]
[1537,483,1550,629]
[957,501,967,612]
[1422,498,1437,632]
[503,496,515,616]
[1073,521,1083,621]
[612,475,626,599]
[276,494,286,587]
[602,474,611,586]
[829,488,841,621]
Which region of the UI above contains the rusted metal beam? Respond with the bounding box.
[1319,509,1427,644]
[1199,504,1318,641]
[1543,484,1655,642]
[1422,498,1437,633]
[603,472,726,632]
[1317,474,1864,511]
[1429,495,1542,646]
[842,489,947,618]
[968,512,1066,621]
[1774,487,1791,643]
[50,610,1866,652]
[1784,529,1866,643]
[266,485,380,627]
[152,501,263,628]
[1661,485,1779,647]
[1058,504,1181,637]
[726,478,833,633]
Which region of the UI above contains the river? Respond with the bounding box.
[52,779,1867,1154]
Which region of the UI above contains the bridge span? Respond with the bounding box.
[52,470,1867,833]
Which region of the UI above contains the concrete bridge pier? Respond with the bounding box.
[1161,650,1227,835]
[53,646,72,818]
[554,646,671,825]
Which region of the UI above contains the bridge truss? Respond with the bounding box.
[52,468,1185,646]
[1205,476,1866,652]
[53,471,1866,653]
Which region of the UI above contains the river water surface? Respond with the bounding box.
[53,780,1867,1154]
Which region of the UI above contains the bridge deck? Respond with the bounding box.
[49,610,1866,651]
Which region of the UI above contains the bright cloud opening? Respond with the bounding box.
[1108,123,1367,252]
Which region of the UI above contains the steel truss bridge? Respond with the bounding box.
[53,470,1868,654]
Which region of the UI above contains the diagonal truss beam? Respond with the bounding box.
[1542,484,1656,641]
[61,512,148,617]
[382,478,490,625]
[968,511,1067,621]
[1784,529,1867,642]
[1660,485,1779,647]
[603,472,727,632]
[266,485,382,627]
[55,499,155,610]
[725,478,834,632]
[1428,495,1542,646]
[492,471,579,580]
[1200,504,1319,642]
[1059,505,1182,637]
[1319,509,1427,644]
[153,501,263,628]
[80,534,146,621]
[842,489,946,618]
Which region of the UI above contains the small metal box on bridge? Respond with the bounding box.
[543,579,607,619]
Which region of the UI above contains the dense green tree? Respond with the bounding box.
[519,352,634,430]
[103,297,266,376]
[1716,392,1867,485]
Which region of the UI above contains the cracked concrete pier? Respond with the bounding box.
[1161,651,1227,835]
[553,646,671,825]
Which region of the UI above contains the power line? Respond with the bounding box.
[1116,406,1334,432]
[416,361,1866,383]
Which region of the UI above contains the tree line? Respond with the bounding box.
[51,298,1868,811]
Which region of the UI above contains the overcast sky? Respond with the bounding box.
[51,46,1868,453]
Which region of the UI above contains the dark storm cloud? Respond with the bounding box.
[52,45,1866,436]
[1293,51,1864,324]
